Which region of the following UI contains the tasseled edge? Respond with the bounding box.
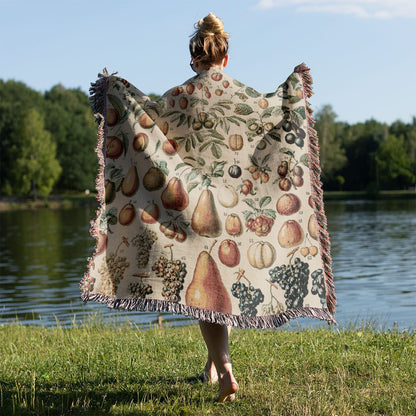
[81,292,337,329]
[294,63,336,315]
[80,70,109,292]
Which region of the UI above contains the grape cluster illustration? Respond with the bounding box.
[311,268,326,307]
[152,244,187,303]
[128,280,153,299]
[131,228,158,268]
[98,252,130,297]
[231,270,264,316]
[268,257,309,308]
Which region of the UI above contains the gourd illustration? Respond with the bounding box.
[161,177,189,210]
[247,241,276,269]
[121,166,139,197]
[191,187,222,237]
[185,240,232,314]
[228,134,243,151]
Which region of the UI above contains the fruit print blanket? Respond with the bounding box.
[80,64,336,328]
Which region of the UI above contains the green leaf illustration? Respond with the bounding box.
[175,162,189,170]
[259,196,271,208]
[187,181,199,193]
[288,96,301,104]
[233,79,245,87]
[196,157,205,166]
[211,143,222,159]
[185,169,199,182]
[243,198,257,210]
[280,148,295,157]
[120,132,129,157]
[245,87,261,98]
[294,106,306,120]
[300,153,309,168]
[263,209,276,219]
[234,103,254,115]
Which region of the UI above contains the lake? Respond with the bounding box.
[0,198,415,330]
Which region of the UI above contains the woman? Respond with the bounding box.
[186,13,238,403]
[82,12,336,405]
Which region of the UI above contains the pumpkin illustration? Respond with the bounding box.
[247,241,276,269]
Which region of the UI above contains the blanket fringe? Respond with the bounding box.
[80,70,110,292]
[81,292,337,329]
[294,63,336,314]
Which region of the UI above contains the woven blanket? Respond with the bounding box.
[80,64,336,328]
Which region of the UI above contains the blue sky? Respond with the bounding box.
[1,0,415,124]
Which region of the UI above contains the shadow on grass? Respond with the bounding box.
[1,374,208,416]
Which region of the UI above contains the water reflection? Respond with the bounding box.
[0,198,415,329]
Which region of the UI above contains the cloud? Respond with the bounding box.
[256,0,416,19]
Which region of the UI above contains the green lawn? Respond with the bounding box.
[0,321,415,415]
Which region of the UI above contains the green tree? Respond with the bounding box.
[10,108,61,197]
[44,85,97,191]
[314,105,347,188]
[0,80,45,195]
[376,135,415,189]
[341,119,388,191]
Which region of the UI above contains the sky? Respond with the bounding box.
[1,0,415,125]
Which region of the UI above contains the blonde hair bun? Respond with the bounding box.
[190,13,229,65]
[197,12,229,39]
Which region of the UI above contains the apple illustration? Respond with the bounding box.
[139,112,154,128]
[133,133,149,152]
[162,139,178,155]
[106,136,123,159]
[218,239,240,267]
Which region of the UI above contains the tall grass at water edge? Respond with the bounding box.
[0,318,415,415]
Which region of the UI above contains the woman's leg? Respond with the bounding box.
[199,321,239,402]
[201,325,232,384]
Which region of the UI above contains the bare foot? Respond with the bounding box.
[199,359,218,384]
[215,372,239,403]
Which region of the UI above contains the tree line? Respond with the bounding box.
[0,80,414,197]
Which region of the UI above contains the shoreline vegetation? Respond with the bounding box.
[0,321,414,415]
[0,190,415,212]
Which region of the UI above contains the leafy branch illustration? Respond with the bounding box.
[144,140,169,175]
[174,159,226,193]
[243,196,276,220]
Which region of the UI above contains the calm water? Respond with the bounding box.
[0,198,415,330]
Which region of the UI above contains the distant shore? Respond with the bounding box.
[0,193,98,211]
[0,190,415,211]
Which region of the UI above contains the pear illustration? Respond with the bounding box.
[121,166,139,197]
[161,177,189,210]
[185,240,232,314]
[191,187,222,237]
[143,166,166,191]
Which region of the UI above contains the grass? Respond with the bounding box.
[0,320,415,416]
